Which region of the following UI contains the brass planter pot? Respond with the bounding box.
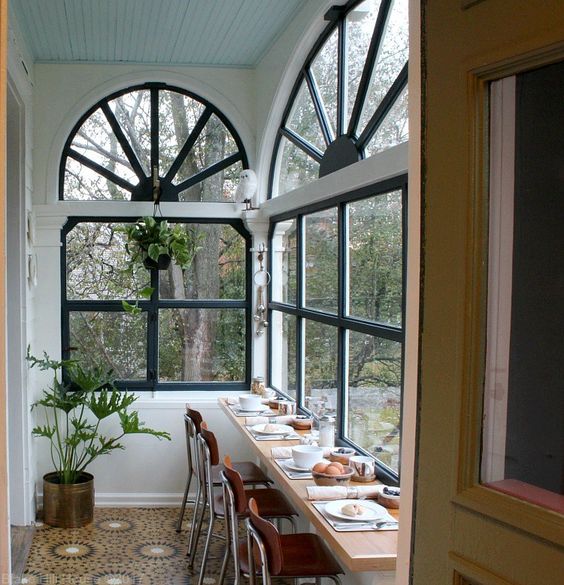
[43,472,94,528]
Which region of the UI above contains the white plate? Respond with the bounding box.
[284,457,330,472]
[237,404,270,413]
[251,423,294,435]
[324,499,387,522]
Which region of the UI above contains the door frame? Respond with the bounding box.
[6,73,31,527]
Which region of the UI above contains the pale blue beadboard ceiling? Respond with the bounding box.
[12,0,306,67]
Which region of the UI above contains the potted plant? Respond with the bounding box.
[28,350,171,528]
[122,216,201,271]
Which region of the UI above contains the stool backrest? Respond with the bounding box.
[247,498,283,576]
[200,424,220,466]
[223,455,247,514]
[185,407,203,437]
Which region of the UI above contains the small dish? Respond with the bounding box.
[377,486,400,509]
[237,404,270,413]
[283,458,312,472]
[291,415,313,430]
[312,465,354,486]
[328,447,356,465]
[324,499,387,522]
[251,423,294,435]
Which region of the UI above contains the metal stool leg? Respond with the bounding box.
[197,514,216,585]
[217,513,231,585]
[176,465,193,532]
[187,481,203,563]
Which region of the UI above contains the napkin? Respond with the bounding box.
[246,415,295,425]
[271,446,333,459]
[306,485,385,501]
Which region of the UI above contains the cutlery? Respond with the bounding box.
[332,520,398,530]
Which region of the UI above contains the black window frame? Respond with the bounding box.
[60,82,249,202]
[268,174,407,485]
[269,0,409,198]
[61,216,252,392]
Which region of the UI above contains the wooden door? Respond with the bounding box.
[415,1,564,583]
[0,0,8,578]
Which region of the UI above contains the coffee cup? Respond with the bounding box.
[278,400,296,415]
[350,455,376,482]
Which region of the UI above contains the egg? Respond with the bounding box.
[312,462,328,473]
[328,461,344,473]
[324,464,344,476]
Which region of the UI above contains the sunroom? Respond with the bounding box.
[2,1,563,585]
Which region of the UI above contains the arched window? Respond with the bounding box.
[270,0,408,197]
[61,83,248,202]
[60,84,251,391]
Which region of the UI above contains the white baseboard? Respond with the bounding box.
[36,491,196,508]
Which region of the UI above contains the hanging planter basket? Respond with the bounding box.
[43,472,94,528]
[143,253,172,270]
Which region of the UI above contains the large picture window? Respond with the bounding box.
[270,0,408,197]
[62,219,251,390]
[269,176,406,482]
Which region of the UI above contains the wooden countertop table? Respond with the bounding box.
[219,399,398,572]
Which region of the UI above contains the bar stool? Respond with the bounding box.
[218,456,298,585]
[177,407,272,561]
[243,497,343,585]
[196,426,298,585]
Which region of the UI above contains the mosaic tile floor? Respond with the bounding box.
[22,507,232,585]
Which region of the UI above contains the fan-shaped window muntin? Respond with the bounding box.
[61,83,248,202]
[270,0,408,197]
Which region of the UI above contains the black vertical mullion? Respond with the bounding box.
[150,88,159,184]
[61,227,70,360]
[296,215,305,408]
[337,202,347,439]
[147,268,159,389]
[347,0,393,137]
[245,234,252,386]
[305,70,334,146]
[337,327,347,441]
[337,18,347,137]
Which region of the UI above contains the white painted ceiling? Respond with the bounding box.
[11,0,307,67]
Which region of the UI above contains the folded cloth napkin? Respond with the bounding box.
[246,415,295,425]
[271,446,333,459]
[306,485,385,501]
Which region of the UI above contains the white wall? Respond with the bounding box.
[7,10,36,526]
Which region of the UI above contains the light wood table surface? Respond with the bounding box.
[219,398,398,572]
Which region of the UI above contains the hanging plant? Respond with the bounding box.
[120,217,203,314]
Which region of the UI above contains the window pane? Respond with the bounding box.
[304,320,338,413]
[70,108,140,186]
[305,208,338,314]
[177,159,244,202]
[286,80,326,153]
[159,91,206,177]
[348,191,403,325]
[310,29,338,136]
[270,311,297,399]
[108,89,151,176]
[271,219,297,305]
[69,311,147,380]
[364,86,408,156]
[346,331,402,473]
[357,0,408,137]
[64,158,132,201]
[66,222,150,301]
[276,136,320,196]
[159,309,245,382]
[159,224,245,300]
[346,0,382,125]
[174,114,237,186]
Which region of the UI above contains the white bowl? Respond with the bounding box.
[239,394,263,411]
[291,445,324,469]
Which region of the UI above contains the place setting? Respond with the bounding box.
[226,393,276,416]
[245,422,300,441]
[311,499,398,532]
